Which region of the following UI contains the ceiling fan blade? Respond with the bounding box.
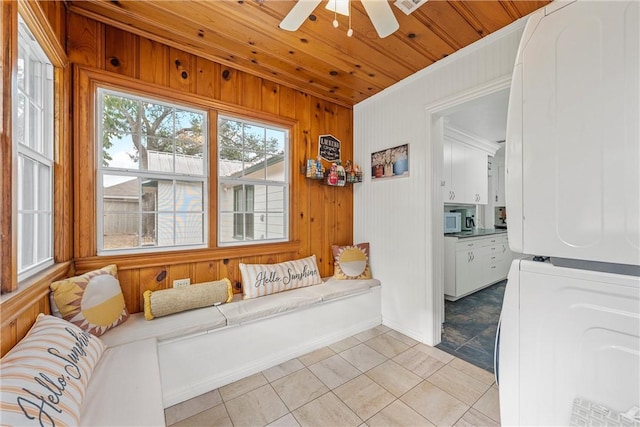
[361,0,400,38]
[279,0,323,31]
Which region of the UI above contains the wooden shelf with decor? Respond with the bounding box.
[300,166,363,186]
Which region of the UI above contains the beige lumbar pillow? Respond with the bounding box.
[143,278,233,320]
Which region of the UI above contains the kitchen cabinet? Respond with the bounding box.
[444,233,513,300]
[466,148,488,204]
[493,164,506,206]
[442,137,488,205]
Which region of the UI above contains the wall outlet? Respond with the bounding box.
[173,278,191,288]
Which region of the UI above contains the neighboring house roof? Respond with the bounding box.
[230,153,285,178]
[147,150,206,175]
[103,178,138,199]
[103,151,249,197]
[219,159,244,177]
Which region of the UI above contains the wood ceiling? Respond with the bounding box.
[67,0,551,107]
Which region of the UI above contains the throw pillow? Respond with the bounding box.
[332,242,372,279]
[143,278,233,320]
[0,314,105,426]
[50,264,129,337]
[240,255,322,299]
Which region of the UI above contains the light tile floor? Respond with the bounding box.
[166,325,500,427]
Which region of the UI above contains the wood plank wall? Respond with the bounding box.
[0,2,354,356]
[67,11,354,314]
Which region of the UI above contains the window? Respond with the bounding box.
[15,15,54,280]
[233,185,254,239]
[97,89,208,253]
[218,116,288,245]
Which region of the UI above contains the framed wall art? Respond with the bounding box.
[371,143,409,180]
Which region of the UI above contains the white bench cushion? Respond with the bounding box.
[217,289,321,325]
[80,338,165,426]
[305,278,373,301]
[99,306,227,347]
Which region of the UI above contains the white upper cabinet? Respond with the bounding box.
[495,164,506,206]
[443,138,468,203]
[443,125,499,205]
[506,0,639,265]
[465,148,488,205]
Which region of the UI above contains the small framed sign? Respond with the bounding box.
[318,134,341,162]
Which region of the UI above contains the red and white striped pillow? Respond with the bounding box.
[0,314,105,426]
[240,255,322,299]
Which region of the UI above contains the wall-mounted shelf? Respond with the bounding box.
[300,166,363,186]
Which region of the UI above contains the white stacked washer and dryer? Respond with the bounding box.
[497,0,640,425]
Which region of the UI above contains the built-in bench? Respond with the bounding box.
[86,277,381,424]
[1,277,381,425]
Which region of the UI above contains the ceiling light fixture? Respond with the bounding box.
[326,0,353,36]
[279,0,400,39]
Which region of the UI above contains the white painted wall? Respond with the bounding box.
[353,17,529,345]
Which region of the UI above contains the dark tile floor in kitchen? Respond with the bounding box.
[436,280,507,373]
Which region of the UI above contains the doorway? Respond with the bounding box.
[425,76,511,369]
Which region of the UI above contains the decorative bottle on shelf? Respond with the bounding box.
[328,163,338,185]
[306,159,313,178]
[315,157,324,179]
[336,161,346,186]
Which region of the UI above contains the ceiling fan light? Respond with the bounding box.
[326,0,349,16]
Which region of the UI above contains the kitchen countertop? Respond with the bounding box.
[445,228,508,239]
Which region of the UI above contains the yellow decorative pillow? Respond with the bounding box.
[332,242,372,279]
[0,314,105,426]
[50,264,129,336]
[143,278,233,320]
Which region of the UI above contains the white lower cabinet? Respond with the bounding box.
[445,233,512,300]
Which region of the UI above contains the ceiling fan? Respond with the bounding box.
[279,0,400,38]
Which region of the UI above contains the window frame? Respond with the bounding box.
[14,13,55,281]
[74,65,299,260]
[95,87,209,255]
[217,115,290,247]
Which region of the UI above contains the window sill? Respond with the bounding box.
[74,240,302,272]
[0,261,72,306]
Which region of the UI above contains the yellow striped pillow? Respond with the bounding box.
[240,255,322,299]
[0,314,105,426]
